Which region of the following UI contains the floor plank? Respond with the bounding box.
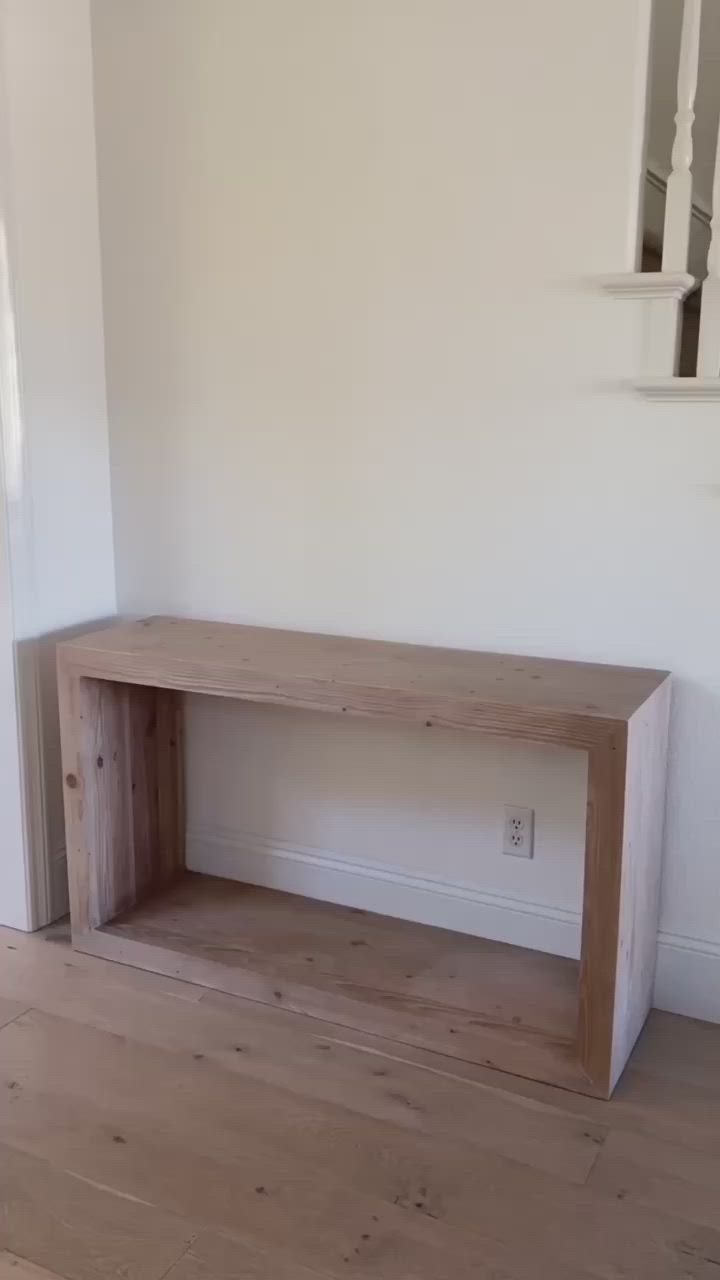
[0,1142,193,1280]
[163,1232,327,1280]
[0,1012,585,1279]
[588,1128,720,1231]
[0,997,28,1032]
[0,1252,68,1280]
[0,927,720,1278]
[0,926,605,1181]
[628,1009,720,1088]
[1,1009,719,1279]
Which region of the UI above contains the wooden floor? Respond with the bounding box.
[0,925,719,1279]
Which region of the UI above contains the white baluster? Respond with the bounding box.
[662,0,702,273]
[697,115,720,375]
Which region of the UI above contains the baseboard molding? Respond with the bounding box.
[187,825,720,1023]
[654,932,720,1024]
[186,826,584,960]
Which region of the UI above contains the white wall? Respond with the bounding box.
[0,0,116,926]
[93,0,720,1020]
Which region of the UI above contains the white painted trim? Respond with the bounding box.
[634,375,720,400]
[598,271,696,300]
[0,13,47,930]
[186,826,582,960]
[654,932,720,1023]
[186,825,720,1024]
[14,641,53,926]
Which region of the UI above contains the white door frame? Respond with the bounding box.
[0,0,67,930]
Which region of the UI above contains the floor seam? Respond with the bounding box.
[154,1234,199,1280]
[0,1005,31,1035]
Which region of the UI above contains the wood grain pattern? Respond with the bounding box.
[163,1232,327,1280]
[57,672,184,934]
[1,958,720,1280]
[0,1253,73,1280]
[57,616,672,1098]
[610,681,672,1088]
[579,681,672,1094]
[0,1140,193,1280]
[0,924,604,1184]
[587,1128,720,1232]
[58,616,667,743]
[86,872,584,1092]
[2,927,720,1279]
[579,731,629,1092]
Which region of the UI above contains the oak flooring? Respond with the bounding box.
[0,923,718,1278]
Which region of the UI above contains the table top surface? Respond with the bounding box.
[59,616,669,731]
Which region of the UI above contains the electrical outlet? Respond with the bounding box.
[503,805,534,858]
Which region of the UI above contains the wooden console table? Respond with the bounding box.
[57,617,670,1098]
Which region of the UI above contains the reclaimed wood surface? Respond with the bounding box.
[91,872,584,1092]
[57,617,672,1098]
[58,616,668,744]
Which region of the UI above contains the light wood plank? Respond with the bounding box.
[0,1251,68,1280]
[102,873,578,1034]
[59,616,667,740]
[0,1141,193,1280]
[4,923,720,1163]
[0,1009,596,1236]
[0,996,27,1031]
[579,680,671,1094]
[588,1128,720,1232]
[1,1009,718,1280]
[1,932,720,1278]
[610,680,672,1086]
[0,929,603,1182]
[0,1027,573,1279]
[163,1232,327,1280]
[629,1008,720,1089]
[90,871,583,1091]
[58,674,184,934]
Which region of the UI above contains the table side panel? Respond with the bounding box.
[58,664,184,933]
[578,730,629,1095]
[610,678,672,1090]
[578,676,671,1096]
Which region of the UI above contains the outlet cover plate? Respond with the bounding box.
[503,805,535,859]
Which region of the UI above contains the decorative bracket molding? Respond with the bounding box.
[634,376,720,401]
[598,271,698,380]
[598,272,697,301]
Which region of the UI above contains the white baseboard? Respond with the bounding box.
[187,825,720,1024]
[186,826,583,960]
[654,933,720,1024]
